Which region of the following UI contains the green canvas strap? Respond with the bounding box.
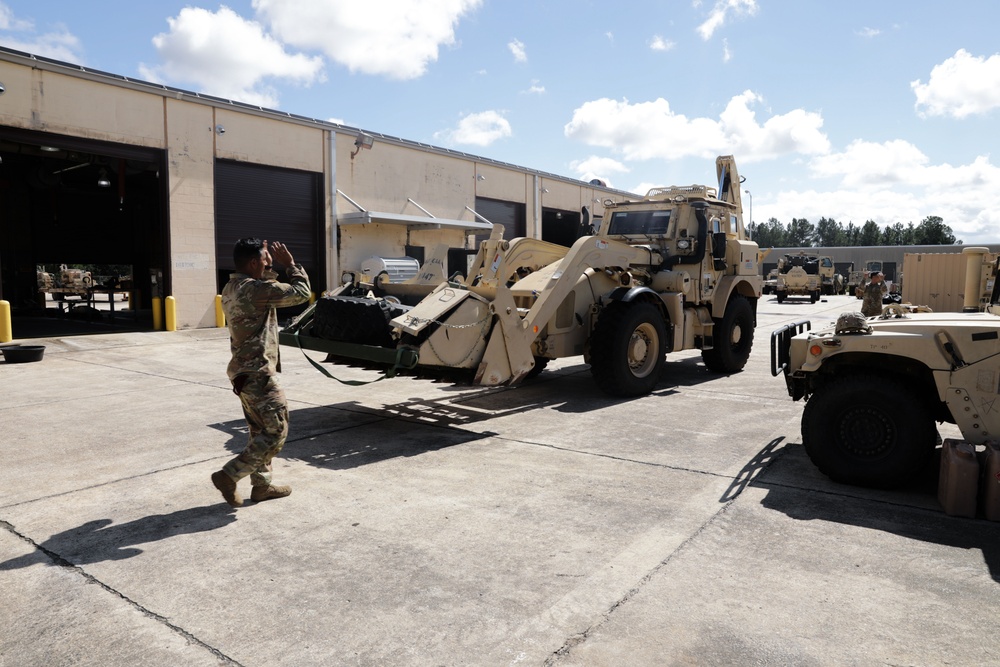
[291,326,411,386]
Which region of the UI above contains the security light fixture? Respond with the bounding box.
[97,168,111,188]
[350,132,374,159]
[40,146,60,152]
[215,124,226,135]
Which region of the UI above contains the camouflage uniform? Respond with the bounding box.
[861,280,887,318]
[221,264,310,488]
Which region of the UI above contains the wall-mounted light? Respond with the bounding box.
[476,174,486,181]
[0,82,6,95]
[97,168,111,188]
[40,146,60,152]
[351,132,374,159]
[215,124,226,135]
[540,187,549,194]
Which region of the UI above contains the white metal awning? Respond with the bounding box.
[336,192,494,232]
[337,210,493,232]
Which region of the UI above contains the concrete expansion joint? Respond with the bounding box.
[0,518,245,667]
[544,499,741,665]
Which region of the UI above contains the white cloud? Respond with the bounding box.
[508,38,527,63]
[649,36,675,52]
[857,27,880,38]
[757,144,1000,243]
[0,29,83,63]
[809,139,929,188]
[437,110,512,146]
[569,156,630,186]
[139,6,324,108]
[722,37,732,62]
[522,80,545,94]
[564,90,829,162]
[912,49,1000,118]
[253,0,482,80]
[0,4,83,63]
[697,0,758,40]
[0,4,33,31]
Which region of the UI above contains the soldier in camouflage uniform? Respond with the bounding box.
[861,271,887,318]
[211,238,311,507]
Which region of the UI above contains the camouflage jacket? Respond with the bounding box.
[222,264,311,381]
[861,281,888,317]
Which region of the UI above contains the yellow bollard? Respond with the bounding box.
[215,294,226,327]
[0,300,12,343]
[152,296,163,330]
[165,296,177,331]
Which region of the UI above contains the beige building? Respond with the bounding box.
[0,47,629,331]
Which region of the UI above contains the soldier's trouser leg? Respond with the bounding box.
[223,374,289,488]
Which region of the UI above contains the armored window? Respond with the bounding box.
[608,210,671,236]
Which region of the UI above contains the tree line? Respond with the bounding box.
[747,215,960,248]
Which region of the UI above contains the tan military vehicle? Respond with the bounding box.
[817,256,844,295]
[762,267,778,295]
[847,260,882,298]
[774,253,822,303]
[771,247,1000,489]
[37,264,93,301]
[283,155,762,397]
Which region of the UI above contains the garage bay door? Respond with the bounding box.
[214,159,324,293]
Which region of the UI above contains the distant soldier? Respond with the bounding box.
[211,238,311,507]
[861,271,887,318]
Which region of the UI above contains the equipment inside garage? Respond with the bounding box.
[0,127,166,336]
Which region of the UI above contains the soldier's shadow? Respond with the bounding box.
[0,505,236,570]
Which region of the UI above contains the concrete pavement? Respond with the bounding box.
[1,294,997,666]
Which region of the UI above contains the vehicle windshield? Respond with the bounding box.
[607,210,671,235]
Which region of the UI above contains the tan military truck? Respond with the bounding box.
[774,253,822,303]
[771,248,1000,488]
[847,260,882,298]
[283,155,762,397]
[762,267,779,295]
[817,256,844,295]
[37,264,93,301]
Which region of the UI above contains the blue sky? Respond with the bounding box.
[3,1,1000,243]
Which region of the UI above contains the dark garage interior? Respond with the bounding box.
[0,127,167,337]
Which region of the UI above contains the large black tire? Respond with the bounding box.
[776,291,785,303]
[589,301,666,397]
[802,373,936,488]
[810,289,820,303]
[701,295,754,373]
[524,356,549,380]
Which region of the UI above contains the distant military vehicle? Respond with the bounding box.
[847,260,883,298]
[817,256,844,295]
[37,264,93,302]
[775,253,822,303]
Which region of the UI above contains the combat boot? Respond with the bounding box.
[211,470,243,507]
[250,484,292,502]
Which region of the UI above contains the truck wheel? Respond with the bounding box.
[525,356,549,380]
[802,374,936,488]
[776,291,785,303]
[589,301,666,397]
[810,290,820,303]
[701,295,754,373]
